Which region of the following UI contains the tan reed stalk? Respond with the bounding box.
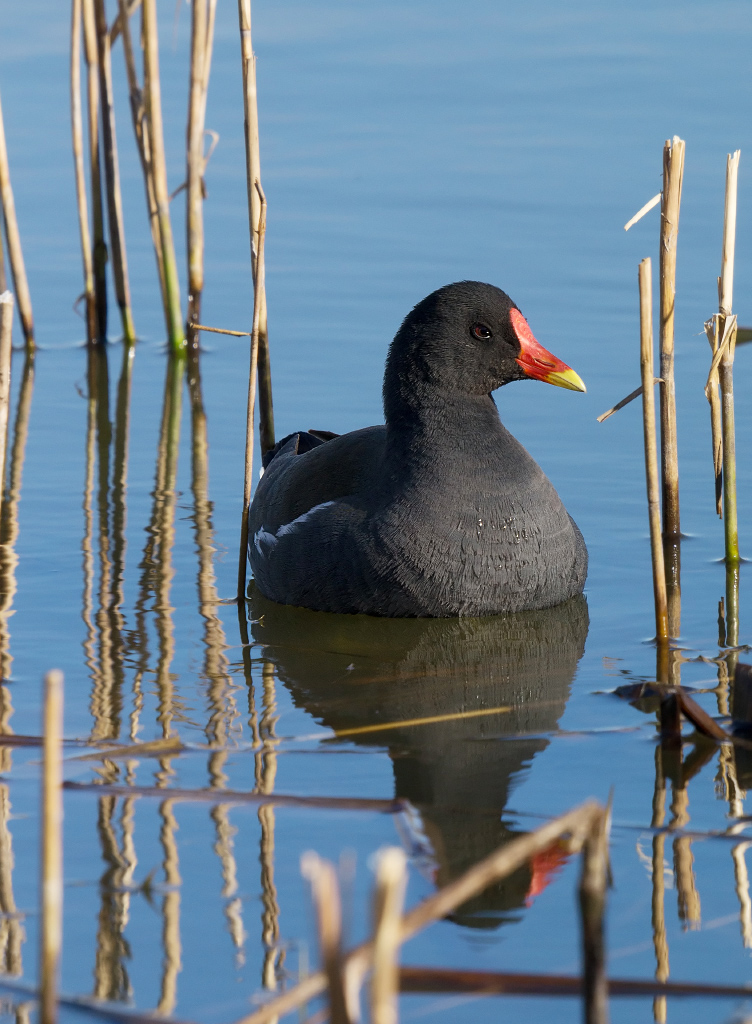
[94,0,135,344]
[639,258,669,642]
[0,92,34,351]
[658,136,685,539]
[300,852,351,1024]
[186,0,208,333]
[0,210,6,293]
[718,150,741,568]
[704,317,723,516]
[142,0,185,355]
[71,0,97,344]
[0,292,13,518]
[238,1,275,454]
[81,0,108,342]
[237,180,266,602]
[40,670,63,1024]
[579,811,610,1024]
[371,848,407,1024]
[109,0,141,45]
[115,0,167,315]
[233,801,605,1024]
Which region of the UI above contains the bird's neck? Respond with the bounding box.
[385,390,509,467]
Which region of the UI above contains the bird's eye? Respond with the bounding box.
[471,323,493,341]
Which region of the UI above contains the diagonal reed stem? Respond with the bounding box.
[71,0,97,344]
[82,0,108,343]
[0,91,34,351]
[94,0,135,344]
[142,0,185,355]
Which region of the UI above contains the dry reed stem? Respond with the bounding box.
[238,1,274,453]
[194,323,251,337]
[81,0,108,342]
[624,192,661,232]
[639,258,669,642]
[300,853,352,1024]
[109,0,141,44]
[116,0,168,314]
[596,379,663,423]
[142,0,185,354]
[579,811,610,1024]
[237,180,266,601]
[703,318,723,516]
[64,780,402,812]
[398,967,752,1000]
[0,92,34,350]
[232,801,605,1024]
[371,848,407,1024]
[718,150,741,566]
[658,136,685,539]
[94,0,135,344]
[187,0,208,327]
[40,670,64,1024]
[0,293,13,520]
[71,0,97,343]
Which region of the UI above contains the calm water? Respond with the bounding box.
[1,0,752,1021]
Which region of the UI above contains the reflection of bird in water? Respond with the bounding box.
[249,587,588,928]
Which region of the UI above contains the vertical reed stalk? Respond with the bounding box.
[300,853,351,1024]
[94,0,135,344]
[0,292,12,521]
[0,92,34,351]
[187,0,208,333]
[71,0,97,344]
[81,0,108,342]
[371,848,407,1024]
[658,136,685,540]
[639,258,669,642]
[718,150,741,568]
[142,0,185,354]
[116,0,168,317]
[704,317,723,516]
[579,810,609,1024]
[238,2,275,454]
[40,670,64,1024]
[237,181,266,601]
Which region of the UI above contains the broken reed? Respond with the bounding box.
[40,670,64,1024]
[658,136,685,540]
[238,0,275,454]
[0,89,34,351]
[639,259,669,643]
[238,181,267,602]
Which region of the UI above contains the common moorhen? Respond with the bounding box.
[249,281,587,616]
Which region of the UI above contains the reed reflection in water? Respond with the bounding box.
[249,588,589,927]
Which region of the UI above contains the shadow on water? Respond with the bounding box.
[248,587,589,927]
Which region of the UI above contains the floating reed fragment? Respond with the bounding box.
[237,180,266,602]
[0,90,34,350]
[238,0,274,453]
[142,0,185,354]
[40,670,64,1024]
[81,0,108,342]
[638,258,668,643]
[658,136,685,540]
[94,0,135,344]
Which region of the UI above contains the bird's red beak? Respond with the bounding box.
[510,308,586,393]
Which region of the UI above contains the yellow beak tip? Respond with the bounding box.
[543,368,587,393]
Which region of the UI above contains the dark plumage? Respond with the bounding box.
[248,281,587,617]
